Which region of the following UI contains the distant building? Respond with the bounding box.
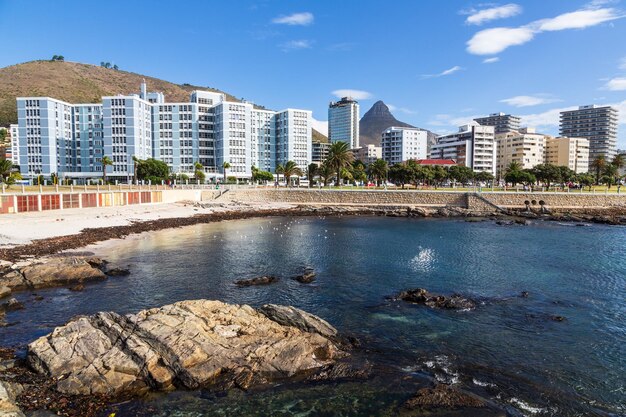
[16,84,312,181]
[474,112,521,134]
[545,136,590,174]
[328,97,359,148]
[353,144,381,165]
[560,105,618,165]
[9,124,19,165]
[430,122,496,175]
[495,128,546,178]
[381,127,428,166]
[312,141,330,165]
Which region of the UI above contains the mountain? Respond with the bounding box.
[0,60,325,139]
[359,100,437,148]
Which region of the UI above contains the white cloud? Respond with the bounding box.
[388,104,417,115]
[421,65,463,79]
[500,95,562,107]
[279,40,313,52]
[535,8,621,31]
[466,3,624,55]
[311,118,328,136]
[483,57,500,64]
[467,27,534,55]
[604,77,626,90]
[272,12,314,26]
[331,89,373,100]
[465,4,522,25]
[520,100,626,129]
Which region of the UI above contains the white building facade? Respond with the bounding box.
[9,124,19,165]
[14,84,312,182]
[328,97,359,148]
[495,128,546,178]
[430,122,496,175]
[381,127,428,165]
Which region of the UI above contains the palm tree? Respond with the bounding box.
[132,156,141,184]
[281,161,303,187]
[101,156,113,184]
[319,162,334,187]
[590,155,607,185]
[326,141,354,187]
[306,163,318,187]
[222,161,231,183]
[612,154,625,171]
[368,159,388,186]
[275,164,284,185]
[0,159,14,183]
[194,161,205,183]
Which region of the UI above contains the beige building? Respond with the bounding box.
[495,128,546,178]
[353,144,382,165]
[545,136,590,173]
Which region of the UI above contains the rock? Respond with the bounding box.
[28,300,347,396]
[105,267,131,277]
[0,286,11,299]
[520,291,529,298]
[495,220,514,226]
[0,380,25,417]
[235,276,278,287]
[20,257,106,289]
[551,315,566,322]
[259,304,338,339]
[404,384,485,410]
[0,271,28,290]
[69,284,85,292]
[397,288,476,310]
[0,298,24,312]
[293,269,316,284]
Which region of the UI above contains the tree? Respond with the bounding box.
[431,165,448,188]
[326,141,354,187]
[576,173,595,191]
[448,166,474,185]
[590,155,607,185]
[222,161,231,183]
[0,159,19,185]
[602,164,619,188]
[101,156,113,184]
[368,159,388,186]
[350,160,367,185]
[611,154,625,173]
[51,55,64,61]
[137,158,170,183]
[113,64,119,70]
[275,164,284,184]
[0,128,6,142]
[252,166,274,183]
[194,161,205,183]
[318,162,334,186]
[282,161,303,187]
[475,170,494,184]
[388,163,411,188]
[306,163,318,187]
[531,164,560,187]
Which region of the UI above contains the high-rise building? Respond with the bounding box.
[15,84,312,182]
[495,128,546,178]
[328,97,359,148]
[560,105,618,165]
[545,136,590,174]
[381,127,428,165]
[474,113,521,134]
[430,122,496,175]
[312,142,330,165]
[353,144,382,165]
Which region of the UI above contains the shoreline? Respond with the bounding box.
[1,201,625,263]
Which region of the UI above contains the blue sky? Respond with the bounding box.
[1,0,625,147]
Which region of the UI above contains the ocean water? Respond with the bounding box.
[2,216,625,416]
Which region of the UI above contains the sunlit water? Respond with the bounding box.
[2,217,625,416]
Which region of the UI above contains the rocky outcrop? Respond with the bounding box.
[396,288,476,310]
[235,276,278,287]
[27,300,348,397]
[293,268,316,284]
[404,384,485,410]
[0,380,25,417]
[0,257,106,292]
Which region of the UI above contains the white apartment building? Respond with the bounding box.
[9,124,19,165]
[381,127,428,165]
[545,136,590,174]
[353,144,382,165]
[328,97,359,148]
[495,128,545,178]
[14,83,312,181]
[430,122,496,175]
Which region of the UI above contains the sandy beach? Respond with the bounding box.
[0,201,295,248]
